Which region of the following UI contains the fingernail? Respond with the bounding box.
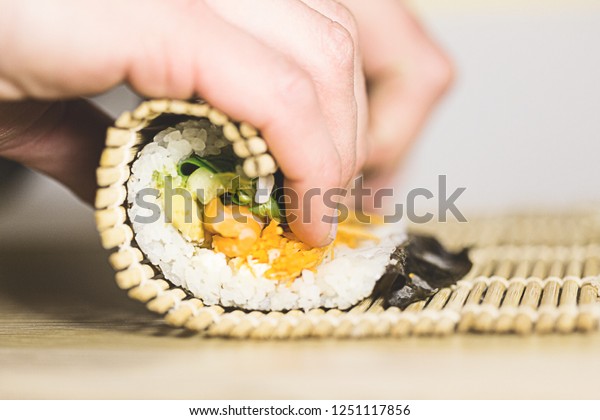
[327,212,338,243]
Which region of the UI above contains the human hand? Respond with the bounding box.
[0,0,451,247]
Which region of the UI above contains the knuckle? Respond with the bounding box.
[422,48,455,94]
[322,21,355,70]
[328,2,359,39]
[274,63,316,109]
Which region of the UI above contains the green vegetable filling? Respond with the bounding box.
[176,154,282,221]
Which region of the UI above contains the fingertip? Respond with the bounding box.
[284,178,339,248]
[288,214,333,248]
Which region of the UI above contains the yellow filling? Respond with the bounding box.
[169,194,204,243]
[167,193,379,283]
[247,221,332,282]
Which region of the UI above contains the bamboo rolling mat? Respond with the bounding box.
[95,99,600,339]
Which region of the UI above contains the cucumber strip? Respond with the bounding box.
[186,167,224,205]
[249,197,281,221]
[178,155,219,176]
[216,173,253,191]
[235,189,253,205]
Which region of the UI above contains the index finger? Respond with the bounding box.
[144,3,343,246]
[0,0,342,247]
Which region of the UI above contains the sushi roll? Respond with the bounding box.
[96,99,471,314]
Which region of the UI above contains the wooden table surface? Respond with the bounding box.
[1,242,599,400]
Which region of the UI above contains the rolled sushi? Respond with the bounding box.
[96,100,471,313]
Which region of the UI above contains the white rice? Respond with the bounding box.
[127,121,405,311]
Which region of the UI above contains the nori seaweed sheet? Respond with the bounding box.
[371,235,472,309]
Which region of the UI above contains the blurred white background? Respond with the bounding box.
[405,0,600,215]
[1,0,599,246]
